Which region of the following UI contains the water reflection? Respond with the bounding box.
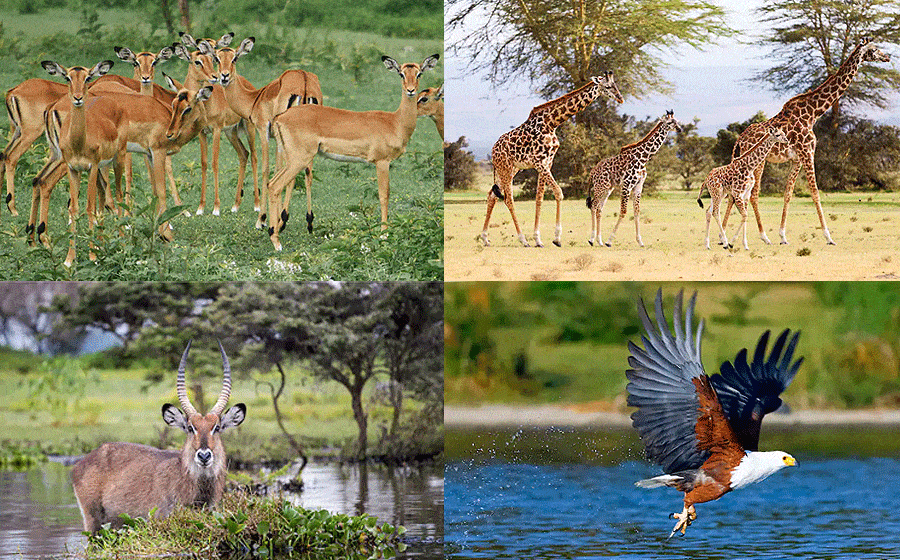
[0,461,443,560]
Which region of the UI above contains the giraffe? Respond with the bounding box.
[698,126,790,250]
[725,37,891,246]
[586,110,682,248]
[479,72,624,247]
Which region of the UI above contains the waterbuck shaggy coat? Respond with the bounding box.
[71,342,246,532]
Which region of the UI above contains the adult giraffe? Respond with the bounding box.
[726,37,891,246]
[480,72,624,248]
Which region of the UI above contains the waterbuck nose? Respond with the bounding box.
[196,449,212,465]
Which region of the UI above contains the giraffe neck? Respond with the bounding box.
[621,119,672,165]
[737,134,780,171]
[785,43,865,124]
[528,81,601,130]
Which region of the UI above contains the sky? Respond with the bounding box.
[445,0,900,160]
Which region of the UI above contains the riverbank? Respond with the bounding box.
[446,404,900,428]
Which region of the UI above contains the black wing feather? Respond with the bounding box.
[626,290,710,474]
[708,329,803,451]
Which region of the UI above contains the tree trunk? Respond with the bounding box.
[178,0,191,33]
[389,381,402,440]
[159,0,174,34]
[349,382,368,460]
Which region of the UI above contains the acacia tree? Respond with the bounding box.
[754,0,900,125]
[447,0,733,102]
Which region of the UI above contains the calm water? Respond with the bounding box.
[446,428,900,559]
[0,460,443,560]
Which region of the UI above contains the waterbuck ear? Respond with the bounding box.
[162,403,191,432]
[220,403,246,431]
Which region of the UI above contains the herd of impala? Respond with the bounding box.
[0,32,443,266]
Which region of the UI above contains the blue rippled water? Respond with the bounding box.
[446,458,900,559]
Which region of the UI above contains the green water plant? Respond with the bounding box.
[83,491,406,559]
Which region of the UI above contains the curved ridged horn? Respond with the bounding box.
[177,341,198,416]
[210,340,232,416]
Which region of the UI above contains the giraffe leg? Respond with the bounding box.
[532,173,547,248]
[588,187,612,247]
[608,186,629,247]
[748,163,770,244]
[800,151,835,245]
[711,188,730,250]
[777,160,803,244]
[730,196,749,250]
[545,171,564,247]
[481,163,526,246]
[632,173,646,247]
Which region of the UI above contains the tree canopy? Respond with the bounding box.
[754,0,900,122]
[447,0,734,100]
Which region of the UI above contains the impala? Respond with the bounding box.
[72,342,246,533]
[31,60,213,266]
[263,54,439,251]
[202,34,322,220]
[175,33,254,216]
[1,49,174,219]
[416,84,443,142]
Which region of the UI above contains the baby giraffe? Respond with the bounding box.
[586,110,682,247]
[698,126,790,250]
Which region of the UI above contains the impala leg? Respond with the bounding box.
[211,129,222,216]
[196,133,208,215]
[248,124,261,212]
[304,166,313,234]
[267,158,304,251]
[34,161,66,248]
[165,157,182,208]
[376,160,390,230]
[151,151,172,241]
[225,124,249,213]
[64,167,80,267]
[279,151,297,233]
[86,166,100,262]
[3,127,44,217]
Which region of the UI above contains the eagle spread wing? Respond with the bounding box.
[626,290,714,474]
[709,329,803,451]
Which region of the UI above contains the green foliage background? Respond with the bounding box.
[445,282,900,409]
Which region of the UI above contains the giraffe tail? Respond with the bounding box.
[490,184,504,201]
[586,195,592,209]
[696,185,705,208]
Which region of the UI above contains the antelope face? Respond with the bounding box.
[115,46,173,85]
[162,404,245,473]
[174,41,220,85]
[41,60,113,108]
[416,86,443,118]
[383,54,439,98]
[166,86,212,140]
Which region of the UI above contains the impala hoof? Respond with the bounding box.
[552,240,561,247]
[195,208,204,216]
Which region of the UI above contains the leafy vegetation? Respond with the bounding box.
[445,282,900,408]
[84,491,407,558]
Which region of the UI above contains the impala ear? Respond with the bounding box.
[180,31,198,49]
[420,53,439,72]
[162,403,191,433]
[41,61,67,78]
[196,85,214,102]
[88,60,114,82]
[435,84,444,99]
[155,46,175,64]
[196,40,216,57]
[382,55,401,74]
[114,46,136,64]
[220,403,246,431]
[218,32,235,48]
[235,37,255,60]
[173,44,191,62]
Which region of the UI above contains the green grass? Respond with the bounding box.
[0,7,443,280]
[0,352,433,461]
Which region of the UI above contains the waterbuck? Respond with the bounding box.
[71,341,246,532]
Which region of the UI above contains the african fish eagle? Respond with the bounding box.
[626,290,802,538]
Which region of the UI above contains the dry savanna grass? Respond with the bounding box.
[445,186,900,281]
